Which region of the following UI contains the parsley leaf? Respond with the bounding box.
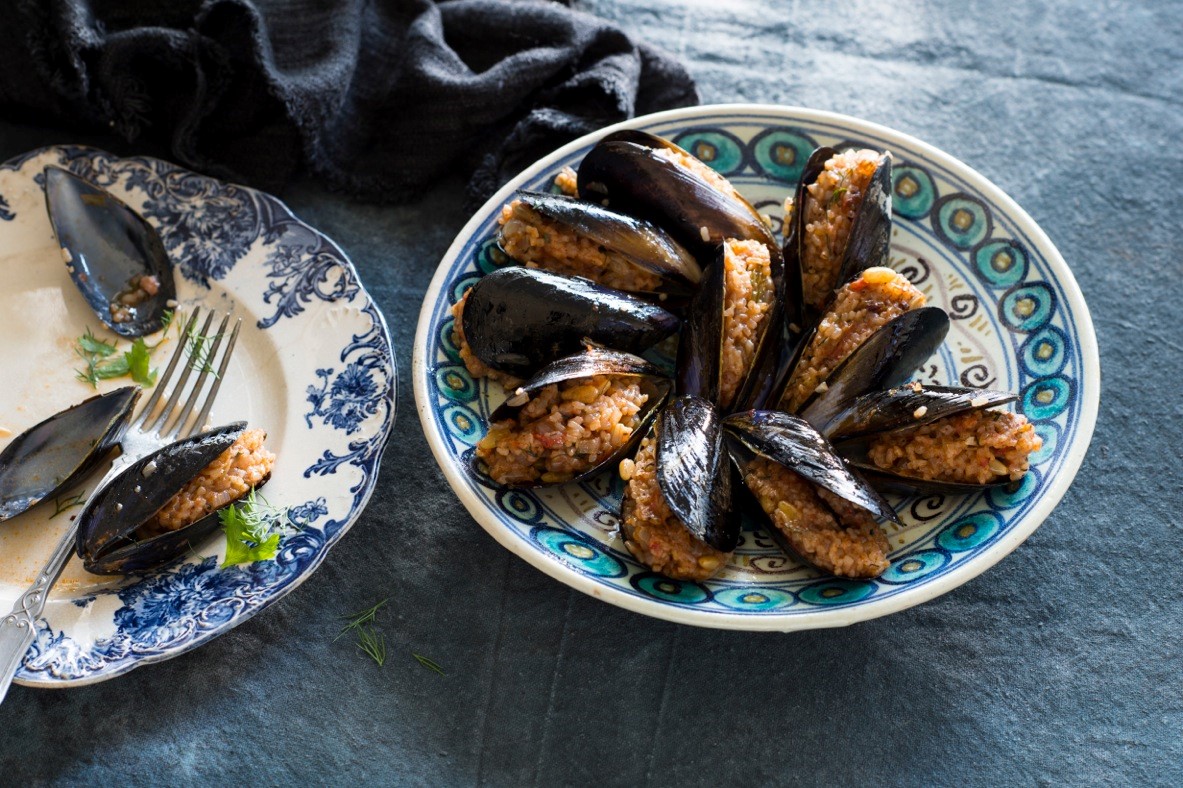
[124,338,157,386]
[78,328,117,357]
[219,489,293,567]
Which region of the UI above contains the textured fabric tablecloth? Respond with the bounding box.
[2,1,1180,784]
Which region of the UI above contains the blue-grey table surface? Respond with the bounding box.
[2,1,1180,784]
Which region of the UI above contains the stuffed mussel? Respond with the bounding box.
[452,267,679,388]
[496,190,701,297]
[618,396,738,582]
[77,423,276,574]
[724,411,898,579]
[827,385,1043,494]
[473,347,670,487]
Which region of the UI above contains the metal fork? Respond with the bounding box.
[0,307,241,702]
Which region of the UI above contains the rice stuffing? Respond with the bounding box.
[143,428,275,536]
[867,410,1042,484]
[553,166,579,197]
[497,199,662,293]
[779,267,924,412]
[450,291,523,390]
[800,148,881,312]
[718,238,774,410]
[619,433,729,581]
[743,456,889,578]
[477,374,649,486]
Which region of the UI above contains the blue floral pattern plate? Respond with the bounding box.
[416,105,1098,631]
[0,146,395,683]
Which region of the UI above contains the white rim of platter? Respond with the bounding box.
[0,146,396,684]
[414,104,1098,631]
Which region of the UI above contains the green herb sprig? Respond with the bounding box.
[219,489,295,567]
[51,491,86,518]
[412,653,445,676]
[338,599,389,667]
[73,311,177,389]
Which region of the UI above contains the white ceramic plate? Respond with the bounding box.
[413,104,1099,631]
[0,146,395,684]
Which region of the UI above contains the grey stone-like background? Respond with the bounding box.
[2,1,1180,784]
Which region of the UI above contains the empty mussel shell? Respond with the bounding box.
[0,386,139,522]
[44,166,176,337]
[457,267,679,381]
[76,422,250,574]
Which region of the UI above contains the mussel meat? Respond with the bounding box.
[44,166,176,337]
[76,423,276,574]
[724,410,898,579]
[0,386,140,522]
[452,267,679,388]
[473,347,671,487]
[828,385,1043,494]
[618,395,738,581]
[496,191,701,297]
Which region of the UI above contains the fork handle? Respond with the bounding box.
[0,460,127,704]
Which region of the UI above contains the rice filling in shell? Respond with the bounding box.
[718,238,774,409]
[800,148,881,312]
[743,456,889,578]
[619,434,730,581]
[142,428,276,537]
[477,374,649,486]
[497,199,663,294]
[866,409,1043,484]
[780,267,925,412]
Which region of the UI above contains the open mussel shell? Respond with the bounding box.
[508,191,701,291]
[0,386,140,523]
[577,136,777,261]
[654,395,738,552]
[784,147,893,330]
[44,166,176,337]
[477,348,672,488]
[826,385,1018,443]
[675,239,785,414]
[723,410,898,524]
[460,267,679,379]
[796,307,951,434]
[76,422,248,574]
[830,386,1024,495]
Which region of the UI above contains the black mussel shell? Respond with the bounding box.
[784,147,893,330]
[460,267,679,379]
[796,307,951,434]
[476,348,672,488]
[676,240,785,414]
[44,167,176,337]
[826,385,1018,443]
[510,191,701,290]
[723,410,898,524]
[577,139,777,261]
[655,396,738,552]
[830,386,1024,495]
[0,386,139,522]
[76,422,247,574]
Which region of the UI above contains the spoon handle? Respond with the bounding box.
[0,461,126,704]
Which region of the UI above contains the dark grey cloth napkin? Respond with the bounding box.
[0,0,697,203]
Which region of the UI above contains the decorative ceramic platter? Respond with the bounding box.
[415,104,1098,631]
[0,146,395,684]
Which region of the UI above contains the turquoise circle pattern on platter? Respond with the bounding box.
[531,527,626,578]
[673,128,746,176]
[881,550,950,584]
[937,511,1003,552]
[442,403,482,446]
[435,364,476,403]
[891,164,937,219]
[438,317,461,363]
[631,574,711,605]
[974,239,1029,288]
[474,238,507,275]
[417,107,1095,628]
[714,587,796,611]
[933,193,993,250]
[748,127,817,183]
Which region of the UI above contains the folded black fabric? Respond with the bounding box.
[0,0,697,203]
